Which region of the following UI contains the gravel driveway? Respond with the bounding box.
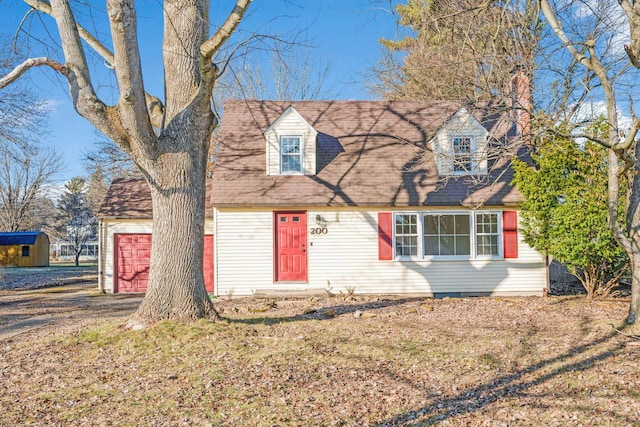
[0,282,143,341]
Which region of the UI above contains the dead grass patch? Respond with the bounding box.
[1,295,640,426]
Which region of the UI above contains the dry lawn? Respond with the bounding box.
[1,292,640,426]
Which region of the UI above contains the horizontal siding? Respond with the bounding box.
[215,211,274,297]
[100,219,214,293]
[215,208,546,297]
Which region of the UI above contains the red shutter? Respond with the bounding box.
[378,212,393,260]
[503,210,518,259]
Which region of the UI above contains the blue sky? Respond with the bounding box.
[0,0,402,183]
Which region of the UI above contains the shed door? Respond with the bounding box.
[275,211,307,282]
[115,234,214,293]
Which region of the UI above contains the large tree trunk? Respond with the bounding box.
[127,129,215,328]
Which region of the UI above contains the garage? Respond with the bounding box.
[115,234,214,293]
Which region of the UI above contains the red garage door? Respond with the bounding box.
[115,234,214,293]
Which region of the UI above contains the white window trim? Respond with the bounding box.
[450,135,475,175]
[279,135,304,175]
[392,211,503,261]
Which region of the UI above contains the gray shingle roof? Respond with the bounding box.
[210,100,524,208]
[97,178,214,219]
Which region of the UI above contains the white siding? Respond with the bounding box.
[265,107,317,176]
[214,208,546,297]
[432,108,489,175]
[215,210,275,296]
[98,219,214,293]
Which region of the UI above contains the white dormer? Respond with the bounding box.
[430,108,489,175]
[264,106,318,176]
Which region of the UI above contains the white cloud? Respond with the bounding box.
[572,100,631,130]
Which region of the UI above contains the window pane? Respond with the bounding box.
[282,155,301,172]
[440,215,454,234]
[456,236,471,255]
[396,214,417,235]
[396,236,417,256]
[455,215,470,234]
[440,235,454,255]
[423,215,438,234]
[424,236,439,256]
[282,137,300,153]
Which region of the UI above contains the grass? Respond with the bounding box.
[1,295,640,426]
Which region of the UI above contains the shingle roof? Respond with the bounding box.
[97,178,214,219]
[0,232,45,245]
[210,100,524,207]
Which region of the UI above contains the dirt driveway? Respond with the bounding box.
[0,283,143,341]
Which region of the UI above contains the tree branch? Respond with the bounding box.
[200,0,252,62]
[106,0,155,145]
[24,0,164,128]
[540,0,592,69]
[0,57,67,89]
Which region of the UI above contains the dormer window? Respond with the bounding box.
[452,136,473,173]
[264,106,317,176]
[430,108,489,176]
[280,136,303,174]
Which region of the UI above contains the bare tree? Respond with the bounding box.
[0,35,50,147]
[55,177,97,267]
[0,0,251,327]
[83,135,140,183]
[215,44,336,103]
[539,0,640,323]
[0,143,62,232]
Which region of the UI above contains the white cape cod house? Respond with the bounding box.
[97,99,546,296]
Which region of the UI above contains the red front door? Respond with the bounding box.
[275,211,307,282]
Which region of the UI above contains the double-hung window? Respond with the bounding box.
[280,136,302,174]
[393,211,501,259]
[395,213,419,256]
[475,213,499,256]
[452,136,472,173]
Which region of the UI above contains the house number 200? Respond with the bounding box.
[310,227,328,235]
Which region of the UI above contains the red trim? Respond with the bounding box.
[203,235,214,293]
[378,212,393,260]
[502,211,518,259]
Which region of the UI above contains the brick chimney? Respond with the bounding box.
[511,70,531,136]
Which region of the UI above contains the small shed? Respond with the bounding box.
[0,232,50,267]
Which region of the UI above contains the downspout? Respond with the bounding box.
[97,220,104,293]
[544,255,550,297]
